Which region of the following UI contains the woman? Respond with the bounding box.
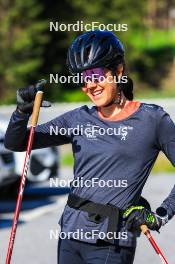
[5,30,175,264]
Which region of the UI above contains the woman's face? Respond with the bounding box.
[82,67,122,107]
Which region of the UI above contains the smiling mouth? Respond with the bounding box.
[91,89,104,97]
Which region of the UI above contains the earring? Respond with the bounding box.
[117,87,122,104]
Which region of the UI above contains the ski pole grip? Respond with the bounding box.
[31,91,43,127]
[140,224,149,234]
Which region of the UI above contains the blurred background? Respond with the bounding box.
[0,0,175,103]
[0,0,175,263]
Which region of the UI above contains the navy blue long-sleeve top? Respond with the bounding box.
[4,102,175,246]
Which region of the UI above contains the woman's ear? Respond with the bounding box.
[116,64,123,77]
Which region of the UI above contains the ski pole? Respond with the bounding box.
[6,79,47,264]
[140,224,168,264]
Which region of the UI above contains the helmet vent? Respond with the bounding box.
[99,36,110,45]
[97,45,111,61]
[78,38,83,48]
[84,45,91,59]
[97,50,107,60]
[88,33,96,42]
[76,51,81,65]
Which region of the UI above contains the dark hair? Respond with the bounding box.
[109,63,134,101]
[122,77,134,101]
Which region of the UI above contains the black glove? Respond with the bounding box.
[123,206,168,232]
[16,79,51,114]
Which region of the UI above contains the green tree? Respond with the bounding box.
[0,0,48,103]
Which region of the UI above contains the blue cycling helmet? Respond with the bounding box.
[67,30,124,74]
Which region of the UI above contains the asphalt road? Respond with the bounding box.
[1,99,175,123]
[0,169,175,264]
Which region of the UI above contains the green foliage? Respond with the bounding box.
[0,0,48,100]
[128,28,175,88]
[130,29,175,50]
[0,0,175,103]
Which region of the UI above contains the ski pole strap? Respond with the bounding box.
[67,193,120,243]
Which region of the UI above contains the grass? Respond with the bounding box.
[152,153,174,173]
[60,89,89,102]
[50,88,175,103]
[60,152,74,167]
[136,88,175,100]
[60,151,175,173]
